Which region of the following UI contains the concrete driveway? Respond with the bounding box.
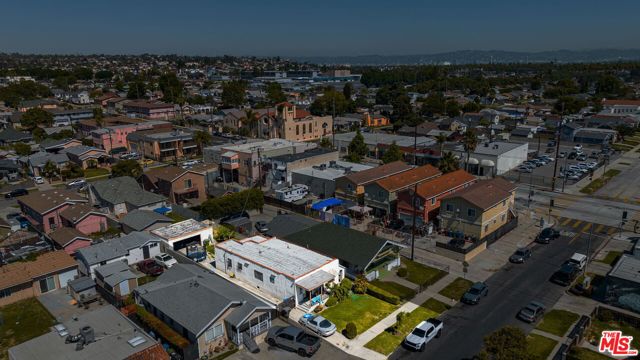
[38,289,106,323]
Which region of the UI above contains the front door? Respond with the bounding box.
[142,245,150,259]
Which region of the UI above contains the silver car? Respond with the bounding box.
[298,314,336,336]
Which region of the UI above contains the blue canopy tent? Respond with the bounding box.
[311,198,343,211]
[154,206,172,215]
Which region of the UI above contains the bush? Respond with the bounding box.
[313,304,324,313]
[367,283,400,305]
[352,276,368,294]
[344,322,357,339]
[200,188,264,219]
[325,297,338,307]
[136,306,189,349]
[397,267,408,277]
[330,279,353,303]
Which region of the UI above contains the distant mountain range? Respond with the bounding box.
[291,49,640,65]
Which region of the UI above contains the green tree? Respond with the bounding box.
[309,87,353,116]
[343,82,353,100]
[111,159,143,178]
[243,109,259,137]
[420,93,446,116]
[61,162,84,179]
[265,82,286,104]
[42,160,59,182]
[462,129,478,172]
[158,73,185,104]
[319,137,332,149]
[382,141,403,164]
[200,188,264,219]
[12,142,31,156]
[478,326,532,360]
[462,101,481,113]
[32,127,46,142]
[21,108,53,130]
[221,80,247,108]
[435,133,448,154]
[554,96,587,115]
[93,107,104,127]
[438,152,460,173]
[127,81,146,99]
[214,225,236,242]
[193,130,212,153]
[346,129,368,163]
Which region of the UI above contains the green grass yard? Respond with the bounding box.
[371,280,416,301]
[365,304,438,355]
[0,298,56,360]
[597,250,622,265]
[526,334,557,360]
[321,294,397,335]
[588,318,640,351]
[420,298,451,314]
[535,309,580,337]
[567,347,612,360]
[83,167,110,178]
[580,169,621,195]
[438,277,473,300]
[400,258,447,287]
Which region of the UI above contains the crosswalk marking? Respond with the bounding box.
[607,227,617,235]
[581,223,592,232]
[572,220,583,229]
[560,217,573,226]
[595,224,605,233]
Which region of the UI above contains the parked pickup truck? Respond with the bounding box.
[403,319,443,351]
[298,314,337,336]
[266,326,321,357]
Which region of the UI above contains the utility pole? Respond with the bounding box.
[413,124,418,165]
[585,224,593,275]
[410,182,418,261]
[551,122,562,192]
[332,97,336,150]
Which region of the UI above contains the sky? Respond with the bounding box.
[1,0,639,56]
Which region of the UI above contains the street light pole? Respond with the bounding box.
[410,182,418,261]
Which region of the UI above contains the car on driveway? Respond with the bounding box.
[136,259,164,276]
[255,221,269,233]
[461,282,489,305]
[154,253,177,268]
[536,227,560,244]
[298,314,337,337]
[509,248,532,263]
[66,179,87,189]
[33,176,44,184]
[518,301,546,323]
[4,188,28,199]
[404,319,443,351]
[266,326,321,357]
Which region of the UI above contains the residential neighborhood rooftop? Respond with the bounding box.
[151,218,209,239]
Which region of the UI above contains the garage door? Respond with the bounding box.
[58,269,78,289]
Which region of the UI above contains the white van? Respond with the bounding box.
[567,253,587,270]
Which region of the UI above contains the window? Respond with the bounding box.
[270,275,276,283]
[484,224,489,232]
[237,262,243,272]
[296,125,299,135]
[347,184,353,191]
[467,208,476,217]
[149,242,158,248]
[0,288,11,298]
[431,198,436,206]
[226,258,232,269]
[254,270,263,281]
[501,214,506,222]
[184,178,192,189]
[309,123,312,132]
[205,323,224,342]
[303,123,306,134]
[446,204,453,212]
[39,276,56,293]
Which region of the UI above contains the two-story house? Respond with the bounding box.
[334,161,413,204]
[18,189,88,233]
[438,177,516,241]
[397,169,476,226]
[364,164,441,216]
[142,166,207,205]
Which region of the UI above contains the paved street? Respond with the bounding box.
[390,223,604,360]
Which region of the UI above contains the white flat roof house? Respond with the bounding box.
[215,236,344,310]
[151,219,213,251]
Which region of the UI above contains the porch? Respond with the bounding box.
[295,270,335,312]
[229,311,272,345]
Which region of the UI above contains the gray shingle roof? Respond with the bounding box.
[0,127,32,142]
[76,232,160,266]
[266,213,321,238]
[136,264,272,336]
[121,209,172,232]
[91,176,166,207]
[94,260,140,287]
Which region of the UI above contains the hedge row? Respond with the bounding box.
[136,305,190,349]
[367,284,400,305]
[200,188,264,219]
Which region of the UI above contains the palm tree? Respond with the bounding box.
[435,133,448,154]
[244,109,258,137]
[42,160,59,183]
[438,151,460,173]
[193,130,212,154]
[462,129,478,172]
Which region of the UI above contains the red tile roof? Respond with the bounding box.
[376,164,441,191]
[343,161,413,185]
[602,99,640,106]
[414,170,476,199]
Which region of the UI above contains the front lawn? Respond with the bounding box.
[401,258,447,287]
[83,167,110,178]
[420,298,451,314]
[0,298,56,360]
[365,304,438,355]
[371,280,416,301]
[588,318,640,351]
[567,347,611,360]
[526,334,557,360]
[597,250,622,265]
[321,294,397,335]
[438,277,473,300]
[535,309,580,337]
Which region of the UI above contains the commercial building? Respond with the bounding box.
[333,132,435,159]
[455,141,528,176]
[151,219,213,251]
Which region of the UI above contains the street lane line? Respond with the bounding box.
[595,224,605,233]
[571,220,583,229]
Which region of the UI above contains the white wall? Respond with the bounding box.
[80,241,161,278]
[496,144,528,175]
[166,227,213,249]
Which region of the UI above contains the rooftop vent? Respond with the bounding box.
[127,336,147,347]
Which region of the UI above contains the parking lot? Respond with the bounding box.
[504,139,620,190]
